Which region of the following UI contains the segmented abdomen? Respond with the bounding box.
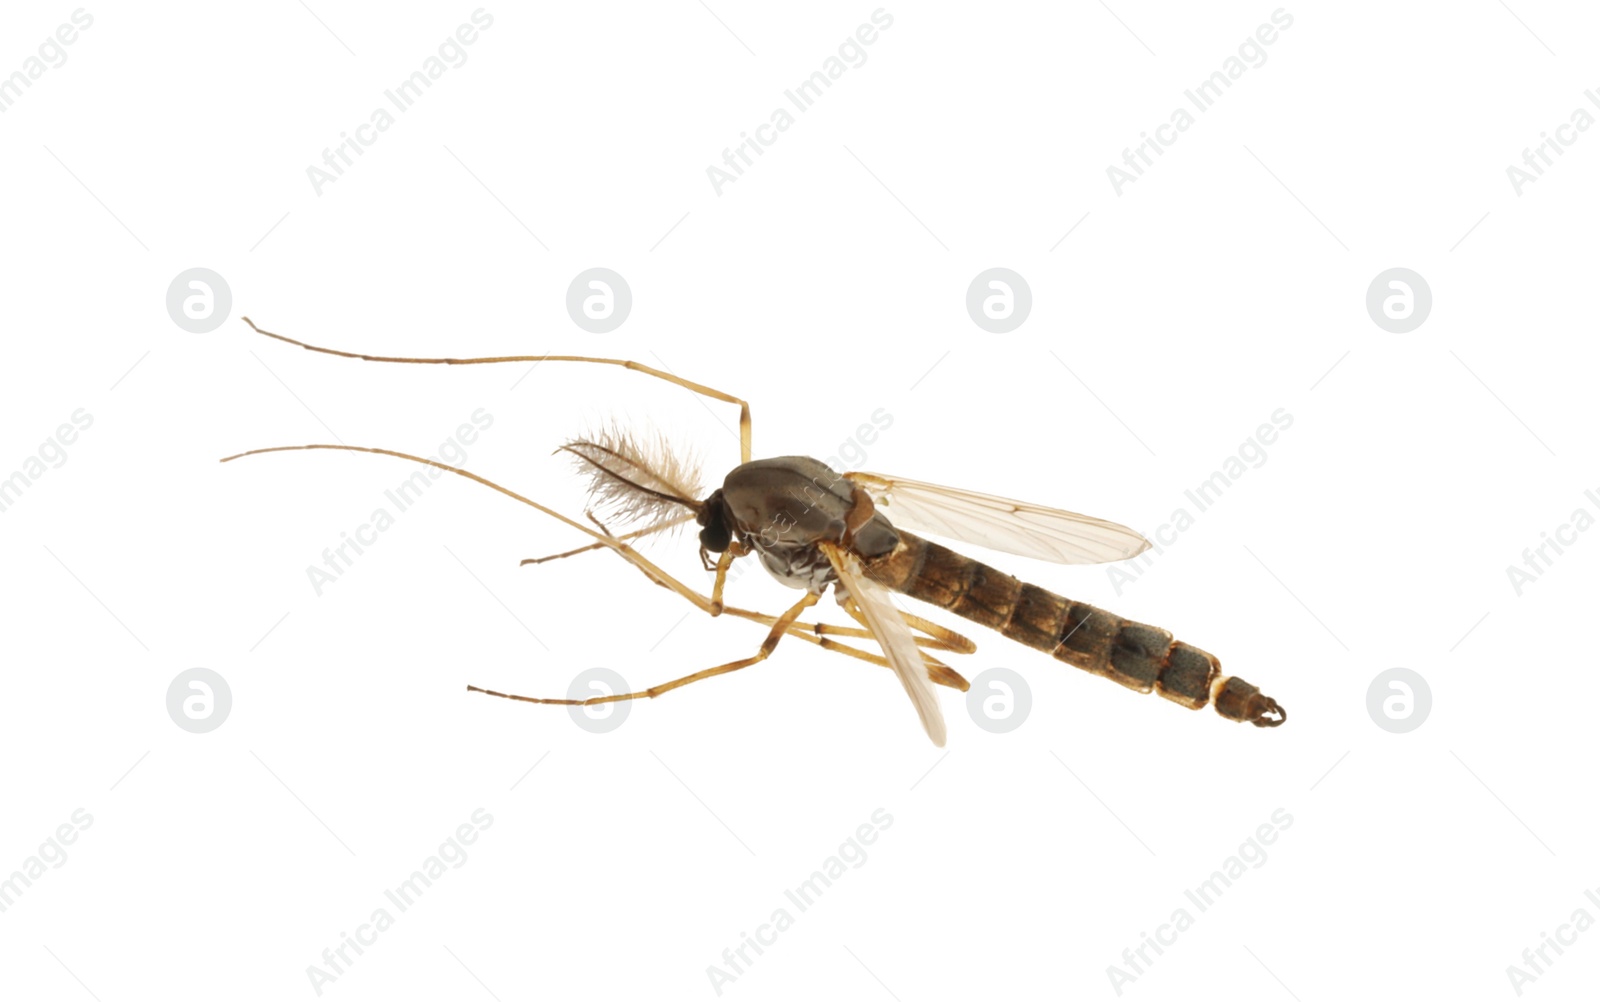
[865,531,1284,726]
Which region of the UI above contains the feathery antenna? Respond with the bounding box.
[560,424,704,528]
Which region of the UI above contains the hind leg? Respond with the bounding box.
[468,592,820,706]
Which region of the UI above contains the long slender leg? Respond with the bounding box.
[838,595,976,659]
[717,607,970,691]
[221,445,910,646]
[548,510,965,682]
[521,513,694,566]
[807,636,969,691]
[221,445,970,691]
[708,540,749,615]
[906,618,974,655]
[241,317,753,463]
[467,592,819,705]
[598,528,968,675]
[723,591,970,688]
[855,603,975,655]
[785,618,964,654]
[221,444,725,619]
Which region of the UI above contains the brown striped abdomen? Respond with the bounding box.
[864,531,1284,726]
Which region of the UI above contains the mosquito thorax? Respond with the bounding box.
[718,457,900,558]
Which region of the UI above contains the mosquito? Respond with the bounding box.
[223,318,1286,745]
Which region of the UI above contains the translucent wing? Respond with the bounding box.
[847,472,1150,566]
[820,542,946,747]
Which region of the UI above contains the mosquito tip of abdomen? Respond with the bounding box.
[1211,675,1286,728]
[1252,697,1287,728]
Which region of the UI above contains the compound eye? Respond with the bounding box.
[699,524,731,553]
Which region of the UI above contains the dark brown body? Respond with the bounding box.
[705,456,1284,728]
[864,531,1285,727]
[713,456,900,592]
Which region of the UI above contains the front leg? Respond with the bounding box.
[707,539,750,615]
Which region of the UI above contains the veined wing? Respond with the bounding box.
[846,472,1150,566]
[819,541,946,747]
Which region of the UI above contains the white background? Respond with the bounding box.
[1,2,1596,1000]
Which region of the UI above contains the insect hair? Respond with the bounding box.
[559,423,705,529]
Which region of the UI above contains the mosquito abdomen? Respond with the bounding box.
[866,532,1285,727]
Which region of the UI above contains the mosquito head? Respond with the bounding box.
[696,488,733,552]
